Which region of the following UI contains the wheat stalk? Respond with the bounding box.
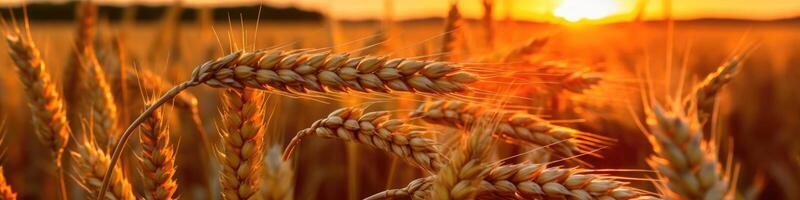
[261,146,294,200]
[83,54,120,148]
[283,107,444,172]
[138,107,177,200]
[410,100,613,158]
[5,29,70,198]
[71,136,135,200]
[367,164,660,200]
[440,2,463,61]
[645,103,731,200]
[100,49,479,198]
[218,89,265,200]
[431,125,495,200]
[0,167,16,200]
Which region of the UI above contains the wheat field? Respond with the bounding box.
[0,1,798,200]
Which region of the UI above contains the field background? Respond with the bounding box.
[0,2,798,199]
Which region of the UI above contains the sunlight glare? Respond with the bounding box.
[554,0,619,22]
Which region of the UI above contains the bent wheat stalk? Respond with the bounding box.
[218,89,265,199]
[5,30,70,199]
[410,100,613,158]
[367,164,660,200]
[645,104,731,200]
[72,136,135,200]
[139,107,177,200]
[0,167,16,200]
[283,107,444,172]
[100,49,479,198]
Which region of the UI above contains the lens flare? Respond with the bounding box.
[554,0,619,22]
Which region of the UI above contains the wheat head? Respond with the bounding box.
[283,107,444,172]
[261,146,294,200]
[71,136,135,200]
[84,54,121,148]
[431,126,495,200]
[410,100,612,158]
[139,107,177,200]
[368,163,660,200]
[645,103,731,200]
[218,89,265,200]
[692,55,743,122]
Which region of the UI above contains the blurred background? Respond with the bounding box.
[0,0,798,199]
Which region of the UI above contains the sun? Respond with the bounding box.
[554,0,619,22]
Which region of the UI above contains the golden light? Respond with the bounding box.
[554,0,619,22]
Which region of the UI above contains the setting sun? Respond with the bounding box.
[554,0,619,22]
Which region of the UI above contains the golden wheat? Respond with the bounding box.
[218,89,265,200]
[440,2,463,61]
[410,100,612,158]
[83,54,120,148]
[645,103,730,200]
[261,146,295,200]
[368,163,660,200]
[0,167,16,200]
[71,136,135,200]
[138,107,177,200]
[692,55,743,122]
[431,126,495,200]
[63,1,97,124]
[283,107,444,172]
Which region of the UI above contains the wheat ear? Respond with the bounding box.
[645,103,731,200]
[71,136,135,200]
[440,2,463,61]
[100,49,479,198]
[84,54,120,148]
[532,62,602,95]
[283,107,444,172]
[0,167,16,200]
[139,106,177,200]
[5,30,70,198]
[368,164,660,200]
[410,100,613,158]
[482,0,495,50]
[218,89,265,199]
[63,1,97,123]
[691,55,743,123]
[431,126,495,200]
[501,37,549,62]
[261,146,295,200]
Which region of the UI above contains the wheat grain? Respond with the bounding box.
[261,146,294,200]
[218,89,265,200]
[440,2,463,61]
[84,54,120,148]
[5,30,70,197]
[645,103,730,200]
[367,164,660,200]
[71,136,135,200]
[138,107,177,200]
[0,167,16,200]
[100,49,479,197]
[410,100,612,158]
[431,126,495,200]
[283,107,444,172]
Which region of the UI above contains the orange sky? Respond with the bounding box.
[5,0,800,22]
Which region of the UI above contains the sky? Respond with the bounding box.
[4,0,800,22]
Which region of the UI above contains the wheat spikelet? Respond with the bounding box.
[367,164,660,200]
[138,107,177,200]
[218,89,265,200]
[4,30,70,196]
[283,107,444,172]
[431,125,495,200]
[0,167,16,200]
[84,54,120,148]
[692,55,742,122]
[100,49,479,197]
[71,136,135,200]
[645,103,731,200]
[261,146,294,200]
[440,2,463,61]
[410,100,612,158]
[532,62,602,95]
